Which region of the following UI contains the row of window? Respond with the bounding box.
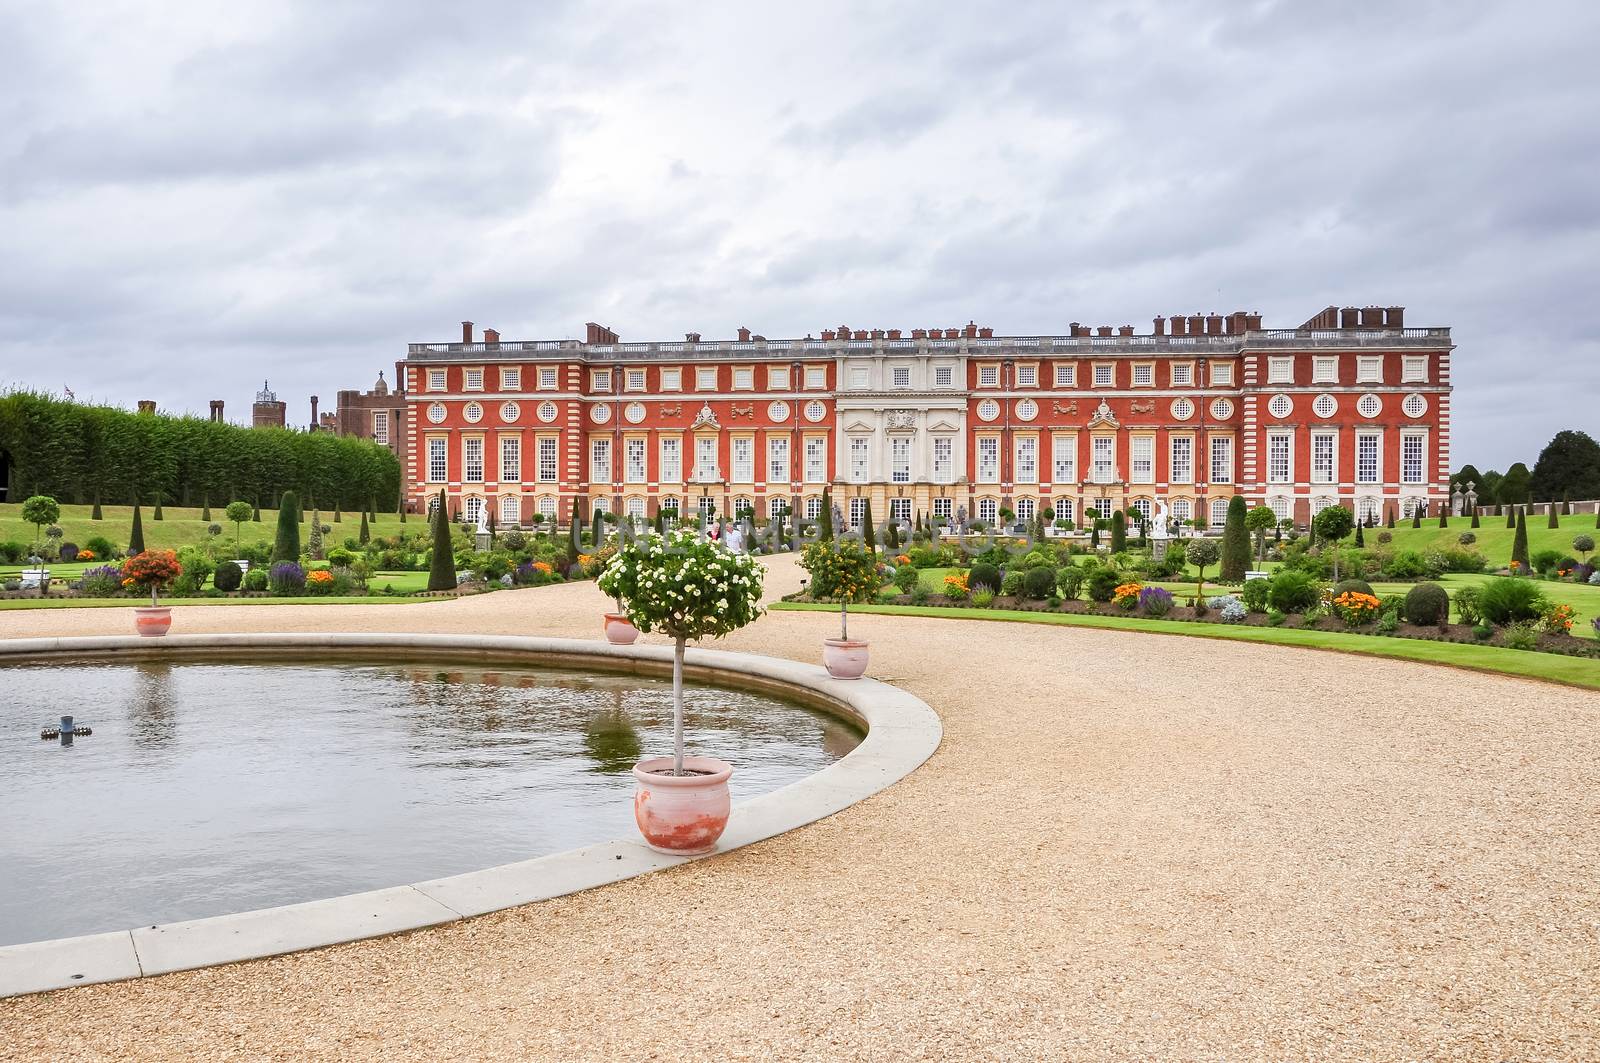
[1265,430,1429,485]
[425,435,832,485]
[1265,354,1430,386]
[426,364,832,394]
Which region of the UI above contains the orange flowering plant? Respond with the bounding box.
[943,571,970,600]
[1542,603,1575,634]
[1332,590,1382,626]
[801,538,885,642]
[1112,581,1143,610]
[120,549,183,607]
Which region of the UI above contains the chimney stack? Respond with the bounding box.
[978,326,993,338]
[461,321,473,343]
[1169,315,1187,337]
[1244,311,1262,331]
[1385,306,1405,328]
[1205,313,1223,336]
[737,326,751,342]
[310,395,319,430]
[1118,325,1134,337]
[1360,306,1384,328]
[1152,315,1166,336]
[484,328,500,345]
[209,399,225,423]
[1340,307,1359,329]
[685,332,701,343]
[1096,326,1113,337]
[137,399,156,415]
[1187,314,1204,335]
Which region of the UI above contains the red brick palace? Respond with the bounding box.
[399,306,1453,531]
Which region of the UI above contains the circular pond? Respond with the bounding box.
[0,657,862,947]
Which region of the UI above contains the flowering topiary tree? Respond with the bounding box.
[800,538,885,641]
[121,549,183,607]
[599,527,765,774]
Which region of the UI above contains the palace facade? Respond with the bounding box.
[399,307,1454,531]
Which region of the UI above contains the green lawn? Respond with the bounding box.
[0,502,415,555]
[775,600,1600,691]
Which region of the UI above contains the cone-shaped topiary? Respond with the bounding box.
[1110,510,1127,553]
[92,490,103,521]
[567,496,582,564]
[129,503,145,554]
[272,491,301,563]
[334,506,342,524]
[1548,505,1559,529]
[1511,510,1531,571]
[1471,511,1480,528]
[1412,508,1422,529]
[201,493,211,521]
[1439,512,1448,528]
[152,495,164,521]
[862,498,876,554]
[359,510,370,544]
[427,489,457,591]
[1355,523,1365,547]
[1506,507,1516,528]
[253,499,261,522]
[818,487,834,541]
[1386,506,1395,529]
[1220,495,1249,581]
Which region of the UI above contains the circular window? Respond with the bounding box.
[590,403,612,424]
[1170,398,1194,421]
[1357,394,1381,418]
[536,401,558,423]
[1313,394,1337,418]
[463,402,483,424]
[804,400,827,422]
[499,401,521,424]
[976,399,1000,422]
[1209,398,1233,420]
[1402,393,1426,418]
[624,402,647,424]
[426,402,446,425]
[767,401,791,422]
[1268,394,1292,419]
[1015,399,1037,421]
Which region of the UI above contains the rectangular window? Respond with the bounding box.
[1356,433,1380,484]
[932,437,953,483]
[660,368,682,391]
[1357,356,1383,383]
[1402,355,1428,382]
[1052,435,1076,483]
[625,438,646,483]
[625,369,646,392]
[590,438,610,483]
[804,436,826,483]
[659,437,681,482]
[1209,436,1234,484]
[590,370,612,392]
[1016,364,1037,387]
[539,367,558,390]
[537,437,558,482]
[463,438,484,483]
[1268,357,1294,384]
[500,368,521,390]
[1268,432,1291,483]
[1209,362,1234,386]
[891,437,911,483]
[849,367,869,390]
[1130,436,1154,483]
[1054,363,1077,387]
[1091,436,1115,483]
[696,367,717,391]
[1170,437,1193,484]
[804,497,822,521]
[978,499,998,525]
[731,437,753,481]
[805,365,827,389]
[849,437,870,483]
[1402,432,1426,484]
[768,436,789,483]
[932,497,953,519]
[767,366,789,390]
[428,369,446,392]
[372,411,389,445]
[849,497,867,529]
[733,367,754,390]
[1015,437,1038,484]
[1311,432,1336,484]
[934,365,954,388]
[892,366,911,389]
[427,438,447,482]
[694,436,718,480]
[976,437,999,483]
[978,364,999,387]
[1169,363,1192,387]
[500,436,521,482]
[464,369,484,391]
[889,498,912,523]
[1131,364,1154,387]
[1093,364,1114,387]
[1313,356,1338,384]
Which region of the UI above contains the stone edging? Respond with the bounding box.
[0,634,942,999]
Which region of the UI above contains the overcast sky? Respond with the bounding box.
[1,0,1595,471]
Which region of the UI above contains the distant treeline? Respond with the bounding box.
[0,391,401,510]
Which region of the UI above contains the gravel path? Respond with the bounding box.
[3,556,1598,1061]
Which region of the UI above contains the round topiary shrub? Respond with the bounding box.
[1023,566,1057,600]
[1331,578,1375,599]
[968,562,1001,594]
[213,561,243,592]
[1267,570,1320,613]
[1403,582,1450,626]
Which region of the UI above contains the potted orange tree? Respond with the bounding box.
[123,549,183,636]
[598,526,764,854]
[800,537,885,679]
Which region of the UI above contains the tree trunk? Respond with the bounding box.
[672,635,686,776]
[840,600,849,641]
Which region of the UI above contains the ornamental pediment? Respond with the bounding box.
[841,415,876,432]
[689,403,721,430]
[925,412,962,432]
[1087,400,1120,429]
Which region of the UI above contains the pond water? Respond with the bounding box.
[0,658,861,946]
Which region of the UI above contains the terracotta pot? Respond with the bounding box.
[134,606,172,638]
[603,612,640,645]
[631,755,732,855]
[822,637,869,679]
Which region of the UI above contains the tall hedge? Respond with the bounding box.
[0,391,400,511]
[1220,495,1250,581]
[272,490,301,562]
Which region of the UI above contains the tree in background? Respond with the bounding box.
[20,494,59,548]
[1452,464,1484,498]
[1530,430,1600,503]
[1219,495,1250,581]
[1245,505,1276,563]
[1478,469,1503,506]
[427,489,457,591]
[1511,510,1530,571]
[271,490,301,563]
[129,503,145,554]
[224,500,253,547]
[1498,462,1532,507]
[1184,537,1220,600]
[1312,504,1355,582]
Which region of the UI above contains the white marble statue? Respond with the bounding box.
[1152,499,1170,538]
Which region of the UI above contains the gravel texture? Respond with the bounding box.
[2,555,1598,1061]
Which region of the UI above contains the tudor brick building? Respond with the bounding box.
[399,307,1454,531]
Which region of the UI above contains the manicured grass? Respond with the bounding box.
[774,600,1600,690]
[0,568,433,605]
[0,502,414,555]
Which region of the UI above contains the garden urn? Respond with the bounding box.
[603,611,640,645]
[631,755,732,855]
[822,637,870,680]
[134,606,173,637]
